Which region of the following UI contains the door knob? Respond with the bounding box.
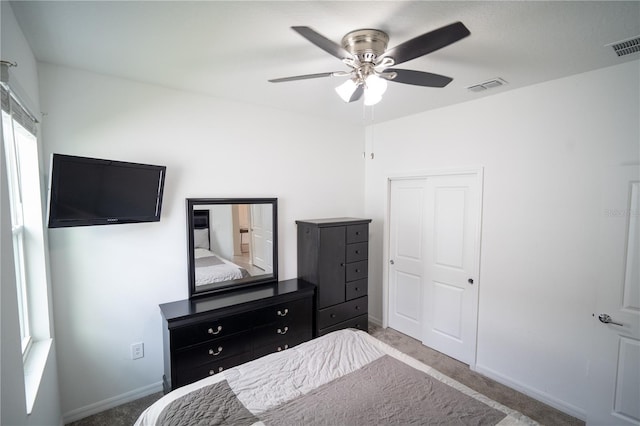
[468,278,474,284]
[598,313,623,326]
[390,259,395,265]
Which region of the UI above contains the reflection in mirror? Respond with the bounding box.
[187,198,278,299]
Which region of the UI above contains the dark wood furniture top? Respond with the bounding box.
[160,278,315,392]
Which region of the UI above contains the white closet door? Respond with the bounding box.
[388,178,427,340]
[421,173,481,365]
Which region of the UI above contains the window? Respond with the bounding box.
[2,80,53,413]
[1,86,39,356]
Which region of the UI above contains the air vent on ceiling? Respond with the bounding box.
[467,78,508,93]
[609,36,640,57]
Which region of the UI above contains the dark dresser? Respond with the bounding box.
[296,218,371,336]
[159,278,314,392]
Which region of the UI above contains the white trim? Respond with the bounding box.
[474,363,587,422]
[385,166,484,180]
[24,339,52,414]
[62,381,163,424]
[367,314,382,328]
[382,166,485,368]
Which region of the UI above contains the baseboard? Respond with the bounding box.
[368,314,382,327]
[473,364,586,421]
[62,381,163,424]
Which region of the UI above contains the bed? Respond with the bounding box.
[194,247,250,286]
[193,210,250,287]
[135,329,538,425]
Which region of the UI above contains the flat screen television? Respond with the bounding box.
[47,154,166,228]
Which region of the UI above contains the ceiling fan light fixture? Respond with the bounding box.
[335,78,359,103]
[363,74,387,106]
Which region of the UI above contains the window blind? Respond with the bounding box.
[1,86,38,136]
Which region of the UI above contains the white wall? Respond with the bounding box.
[364,60,640,419]
[37,63,365,420]
[1,2,62,425]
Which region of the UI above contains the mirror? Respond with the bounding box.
[186,198,278,298]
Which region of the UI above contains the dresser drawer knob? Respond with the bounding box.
[277,344,289,352]
[208,325,222,335]
[209,367,223,375]
[355,305,360,310]
[277,327,289,335]
[355,250,360,254]
[330,314,336,319]
[355,269,360,273]
[355,287,359,292]
[277,308,289,317]
[209,346,223,356]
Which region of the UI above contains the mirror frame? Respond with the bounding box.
[186,197,278,299]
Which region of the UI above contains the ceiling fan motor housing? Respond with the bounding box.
[341,29,389,63]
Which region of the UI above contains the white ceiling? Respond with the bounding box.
[9,1,640,126]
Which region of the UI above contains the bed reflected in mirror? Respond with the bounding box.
[187,198,278,298]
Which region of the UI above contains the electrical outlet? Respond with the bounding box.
[131,342,144,360]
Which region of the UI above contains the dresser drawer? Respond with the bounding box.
[253,332,310,359]
[253,297,311,325]
[317,296,368,329]
[174,330,252,368]
[346,279,367,301]
[346,242,368,263]
[345,260,367,282]
[252,319,313,348]
[318,314,369,336]
[175,352,253,388]
[172,313,253,349]
[346,224,368,244]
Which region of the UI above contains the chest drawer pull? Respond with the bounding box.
[277,327,289,335]
[277,309,289,317]
[208,346,223,356]
[208,325,222,335]
[277,344,289,352]
[209,366,224,376]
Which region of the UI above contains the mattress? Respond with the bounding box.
[136,329,538,425]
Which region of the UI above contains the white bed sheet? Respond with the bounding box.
[135,329,538,426]
[194,248,245,285]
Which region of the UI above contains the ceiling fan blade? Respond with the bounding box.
[348,85,364,102]
[387,69,453,88]
[268,72,336,83]
[291,26,353,60]
[381,22,470,66]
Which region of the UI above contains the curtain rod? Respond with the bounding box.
[0,60,40,124]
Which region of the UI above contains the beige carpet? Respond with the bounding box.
[69,325,584,425]
[368,324,583,426]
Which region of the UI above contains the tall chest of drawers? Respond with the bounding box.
[296,218,372,336]
[159,279,314,392]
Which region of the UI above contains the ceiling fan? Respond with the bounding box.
[269,22,470,106]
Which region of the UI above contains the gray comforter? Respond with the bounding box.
[157,355,506,425]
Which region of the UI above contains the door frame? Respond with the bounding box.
[382,167,485,367]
